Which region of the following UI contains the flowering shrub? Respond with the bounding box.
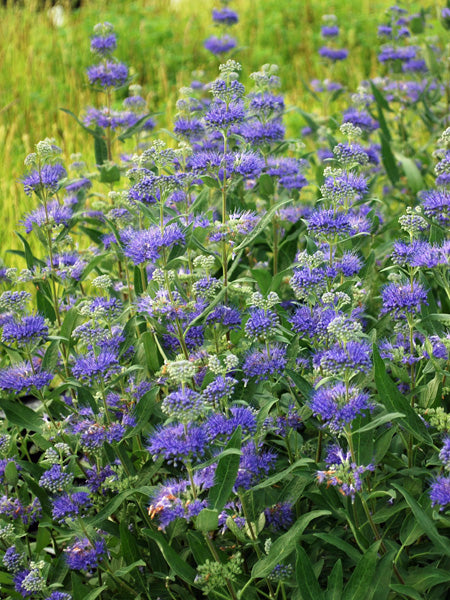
[0,2,449,599]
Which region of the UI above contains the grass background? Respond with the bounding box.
[0,0,441,255]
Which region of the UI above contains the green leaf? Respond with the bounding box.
[326,559,343,600]
[373,345,431,443]
[251,510,330,579]
[15,232,38,269]
[286,368,312,399]
[118,112,157,141]
[258,173,275,199]
[142,528,196,585]
[42,340,60,373]
[314,533,361,565]
[60,108,105,139]
[379,133,399,186]
[295,546,324,600]
[250,458,313,492]
[389,584,423,600]
[342,542,380,600]
[352,412,405,434]
[391,484,450,556]
[94,126,108,166]
[4,461,19,486]
[83,586,108,600]
[99,164,121,184]
[141,331,162,373]
[88,487,153,527]
[372,550,396,600]
[187,530,213,565]
[126,386,159,437]
[395,154,424,193]
[1,399,43,431]
[60,308,79,343]
[201,175,221,189]
[195,508,219,532]
[209,427,242,512]
[234,199,291,253]
[114,560,146,578]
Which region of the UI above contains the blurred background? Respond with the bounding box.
[0,0,441,249]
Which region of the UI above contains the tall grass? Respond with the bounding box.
[0,0,439,256]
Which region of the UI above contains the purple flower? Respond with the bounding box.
[174,118,205,141]
[65,536,107,571]
[235,442,277,489]
[206,406,256,441]
[318,47,349,61]
[264,502,294,531]
[147,423,207,465]
[90,34,117,56]
[314,341,372,375]
[212,8,239,25]
[2,314,48,347]
[202,376,238,406]
[0,361,53,393]
[123,224,185,265]
[87,61,128,88]
[22,199,72,233]
[242,344,287,382]
[206,304,242,330]
[22,164,67,197]
[204,100,245,130]
[420,189,450,225]
[245,308,279,340]
[310,383,374,431]
[72,350,120,383]
[45,593,72,600]
[39,464,73,493]
[52,492,92,523]
[306,209,352,237]
[381,281,428,317]
[240,119,285,146]
[204,35,237,55]
[321,25,339,37]
[439,437,450,468]
[2,545,25,573]
[342,108,379,132]
[429,476,450,509]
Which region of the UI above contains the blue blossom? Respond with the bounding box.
[313,340,372,375]
[65,536,107,571]
[242,344,287,382]
[0,361,53,393]
[245,308,279,340]
[235,442,277,489]
[206,406,256,441]
[204,35,237,55]
[306,209,353,237]
[318,47,349,61]
[429,476,450,509]
[204,100,245,130]
[202,376,238,406]
[2,545,25,573]
[22,165,67,197]
[240,119,285,146]
[212,8,239,25]
[147,423,207,465]
[72,350,121,383]
[52,492,92,523]
[39,464,73,493]
[87,61,128,88]
[264,502,294,531]
[381,281,428,317]
[2,314,48,347]
[90,34,117,56]
[310,383,374,431]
